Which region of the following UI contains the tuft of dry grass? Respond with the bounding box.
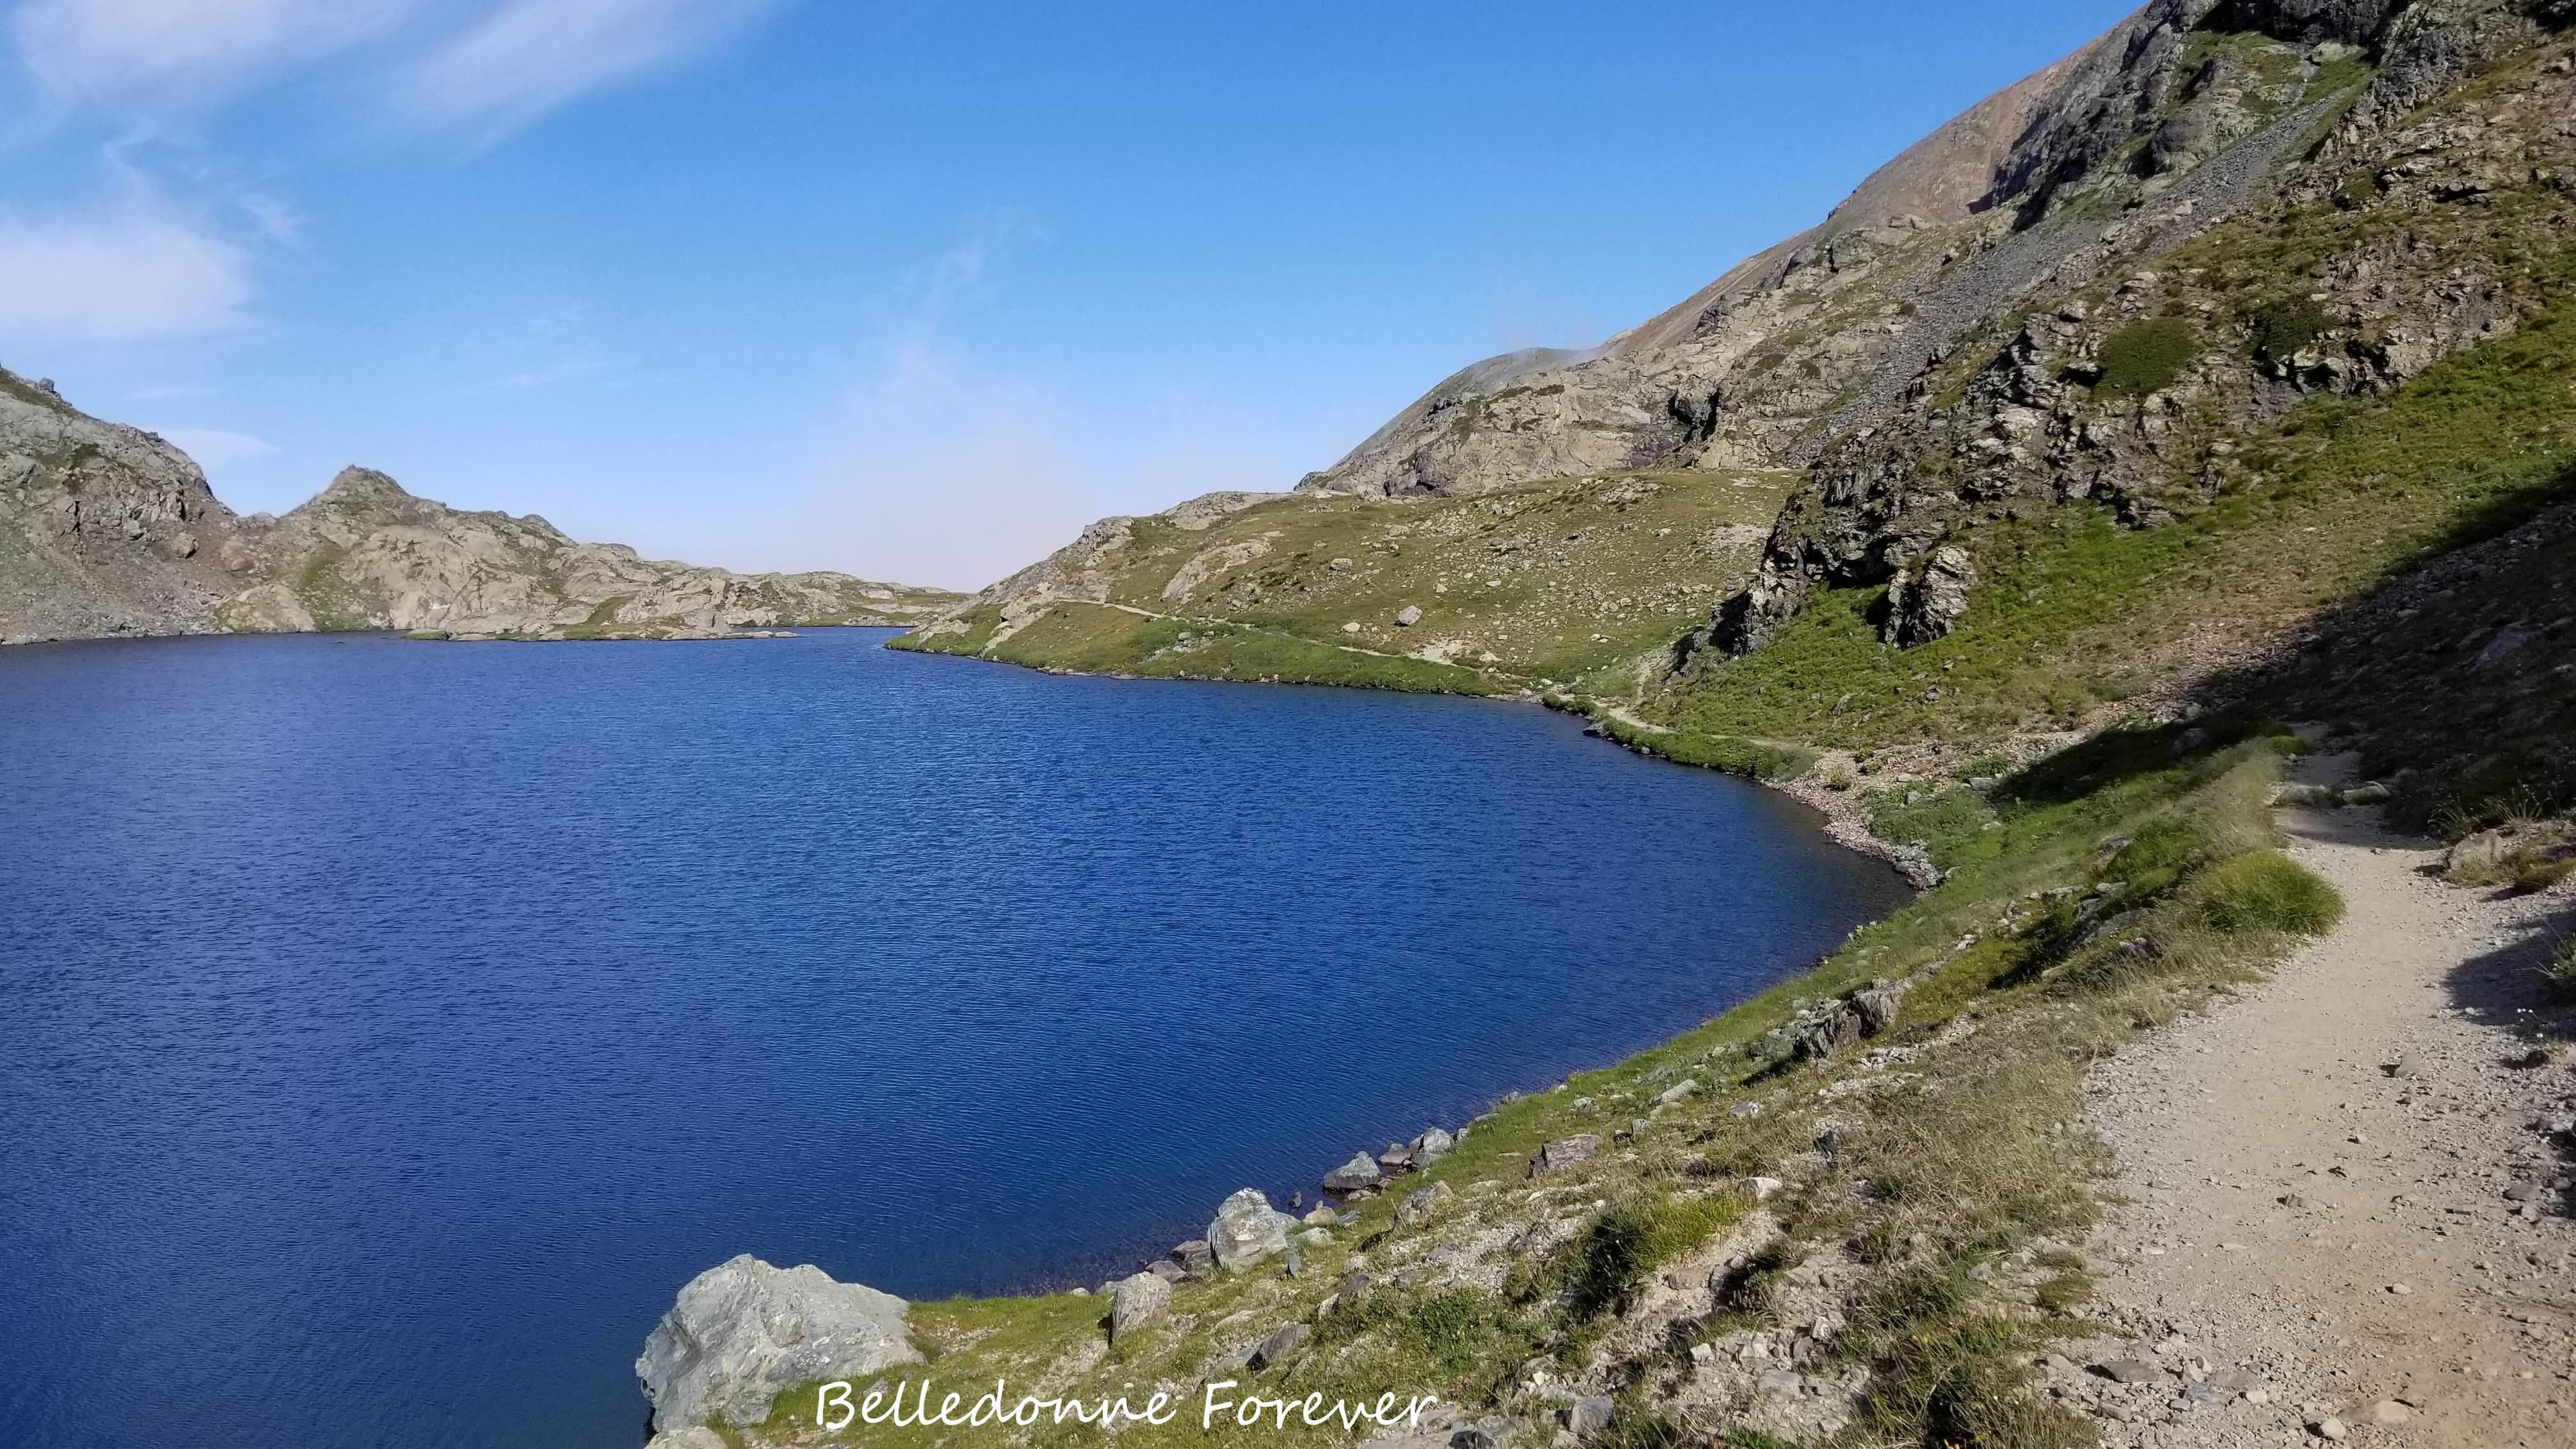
[2445,816,2576,895]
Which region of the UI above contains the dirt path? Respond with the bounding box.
[2041,779,2576,1448]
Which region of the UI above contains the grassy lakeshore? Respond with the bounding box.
[715,716,2341,1448]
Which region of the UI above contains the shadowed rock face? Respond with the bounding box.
[2214,0,2401,42]
[1692,0,2573,663]
[0,377,959,645]
[636,1255,921,1434]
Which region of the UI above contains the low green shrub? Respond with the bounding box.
[2249,297,2334,362]
[2034,1272,2095,1312]
[1872,786,2003,871]
[1592,1400,1693,1449]
[2106,814,2216,901]
[1566,1205,1652,1318]
[2096,318,2198,399]
[1314,1285,1540,1383]
[1926,1354,2102,1449]
[2199,850,2345,934]
[1563,1191,1746,1319]
[2545,934,2576,1003]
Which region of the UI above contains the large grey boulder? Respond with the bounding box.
[636,1255,921,1434]
[1110,1272,1172,1342]
[1323,1151,1384,1194]
[1205,1188,1298,1273]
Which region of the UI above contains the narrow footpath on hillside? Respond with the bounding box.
[2031,765,2576,1448]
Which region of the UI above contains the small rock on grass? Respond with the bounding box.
[1397,1181,1454,1226]
[1528,1134,1601,1177]
[1248,1322,1305,1370]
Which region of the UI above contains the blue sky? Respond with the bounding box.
[0,0,2137,589]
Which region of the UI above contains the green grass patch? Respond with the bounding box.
[1590,713,1815,782]
[970,604,1499,694]
[2198,849,2345,934]
[2095,317,2198,400]
[2546,934,2576,1004]
[1552,1191,1748,1319]
[1870,785,2003,872]
[2248,296,2333,362]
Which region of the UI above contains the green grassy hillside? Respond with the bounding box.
[1652,288,2576,796]
[897,471,1794,695]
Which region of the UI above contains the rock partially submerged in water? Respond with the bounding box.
[637,1254,921,1433]
[1323,1150,1383,1194]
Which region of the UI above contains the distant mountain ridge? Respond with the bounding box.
[0,372,959,645]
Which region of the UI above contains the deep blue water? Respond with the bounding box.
[0,628,1904,1449]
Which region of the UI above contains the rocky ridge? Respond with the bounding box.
[1699,0,2576,661]
[916,0,2576,731]
[0,374,958,645]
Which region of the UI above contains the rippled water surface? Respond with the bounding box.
[0,629,1905,1448]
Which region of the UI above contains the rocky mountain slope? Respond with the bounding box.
[0,373,958,645]
[0,372,247,643]
[733,7,2576,1448]
[913,0,2574,810]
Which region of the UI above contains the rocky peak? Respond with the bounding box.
[309,466,423,517]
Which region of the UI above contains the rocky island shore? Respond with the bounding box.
[0,373,959,645]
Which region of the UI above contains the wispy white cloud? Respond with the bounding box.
[11,0,409,109]
[159,425,276,468]
[724,225,1292,590]
[126,381,219,401]
[391,0,771,136]
[0,205,252,344]
[10,0,777,137]
[790,342,1116,591]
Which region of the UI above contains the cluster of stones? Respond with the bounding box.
[1102,1126,1467,1346]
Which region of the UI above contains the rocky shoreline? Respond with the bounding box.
[635,1112,1609,1441]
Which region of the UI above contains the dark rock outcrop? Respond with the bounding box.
[1881,545,1979,647]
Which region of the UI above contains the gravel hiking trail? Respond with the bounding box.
[2044,762,2576,1449]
